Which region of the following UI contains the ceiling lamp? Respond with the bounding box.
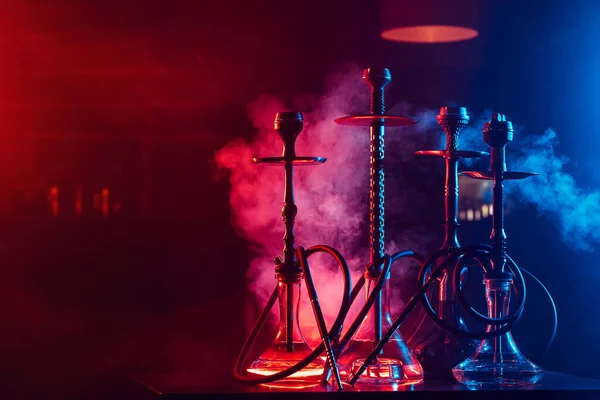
[380,0,480,44]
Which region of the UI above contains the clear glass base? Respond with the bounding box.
[452,355,543,387]
[246,342,325,388]
[339,339,423,385]
[452,279,544,387]
[349,358,423,384]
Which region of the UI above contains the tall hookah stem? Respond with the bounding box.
[368,76,386,344]
[282,139,298,352]
[490,146,507,273]
[439,110,463,316]
[488,143,508,356]
[439,154,460,312]
[442,155,460,250]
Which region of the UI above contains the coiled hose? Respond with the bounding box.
[233,246,422,385]
[234,244,557,386]
[348,245,558,385]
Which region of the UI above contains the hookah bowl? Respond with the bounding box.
[412,106,487,379]
[452,113,542,386]
[334,68,423,385]
[245,112,327,386]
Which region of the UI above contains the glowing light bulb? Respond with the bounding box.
[481,204,489,218]
[467,209,474,221]
[474,210,481,220]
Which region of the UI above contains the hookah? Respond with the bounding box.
[233,111,353,390]
[410,106,487,379]
[349,113,557,387]
[452,113,544,385]
[332,67,425,385]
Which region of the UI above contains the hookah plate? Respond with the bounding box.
[415,150,489,158]
[252,156,326,166]
[334,115,419,127]
[460,171,538,180]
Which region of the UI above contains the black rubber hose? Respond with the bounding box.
[333,255,393,353]
[233,245,352,384]
[350,246,558,385]
[335,251,422,354]
[349,252,456,385]
[514,264,558,359]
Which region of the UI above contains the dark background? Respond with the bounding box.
[0,0,599,397]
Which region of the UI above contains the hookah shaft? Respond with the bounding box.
[439,109,463,251]
[283,161,295,351]
[437,108,470,312]
[485,113,511,275]
[277,112,302,352]
[365,68,391,343]
[299,252,343,391]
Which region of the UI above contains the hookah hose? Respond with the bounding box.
[234,244,556,385]
[418,245,557,349]
[349,244,558,385]
[233,245,351,384]
[233,247,423,385]
[335,251,424,351]
[319,250,424,383]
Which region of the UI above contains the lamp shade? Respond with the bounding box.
[380,0,480,44]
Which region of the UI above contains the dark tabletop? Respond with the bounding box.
[132,371,600,399]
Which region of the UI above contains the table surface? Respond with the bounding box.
[134,371,600,399]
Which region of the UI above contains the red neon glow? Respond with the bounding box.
[101,187,109,218]
[48,186,59,217]
[246,367,324,378]
[75,185,83,217]
[246,365,323,390]
[403,364,424,379]
[381,25,478,44]
[258,382,320,390]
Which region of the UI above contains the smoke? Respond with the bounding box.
[511,129,600,251]
[218,71,600,347]
[215,64,440,343]
[456,113,600,252]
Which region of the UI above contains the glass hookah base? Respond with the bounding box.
[348,358,424,385]
[452,357,543,387]
[246,356,325,386]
